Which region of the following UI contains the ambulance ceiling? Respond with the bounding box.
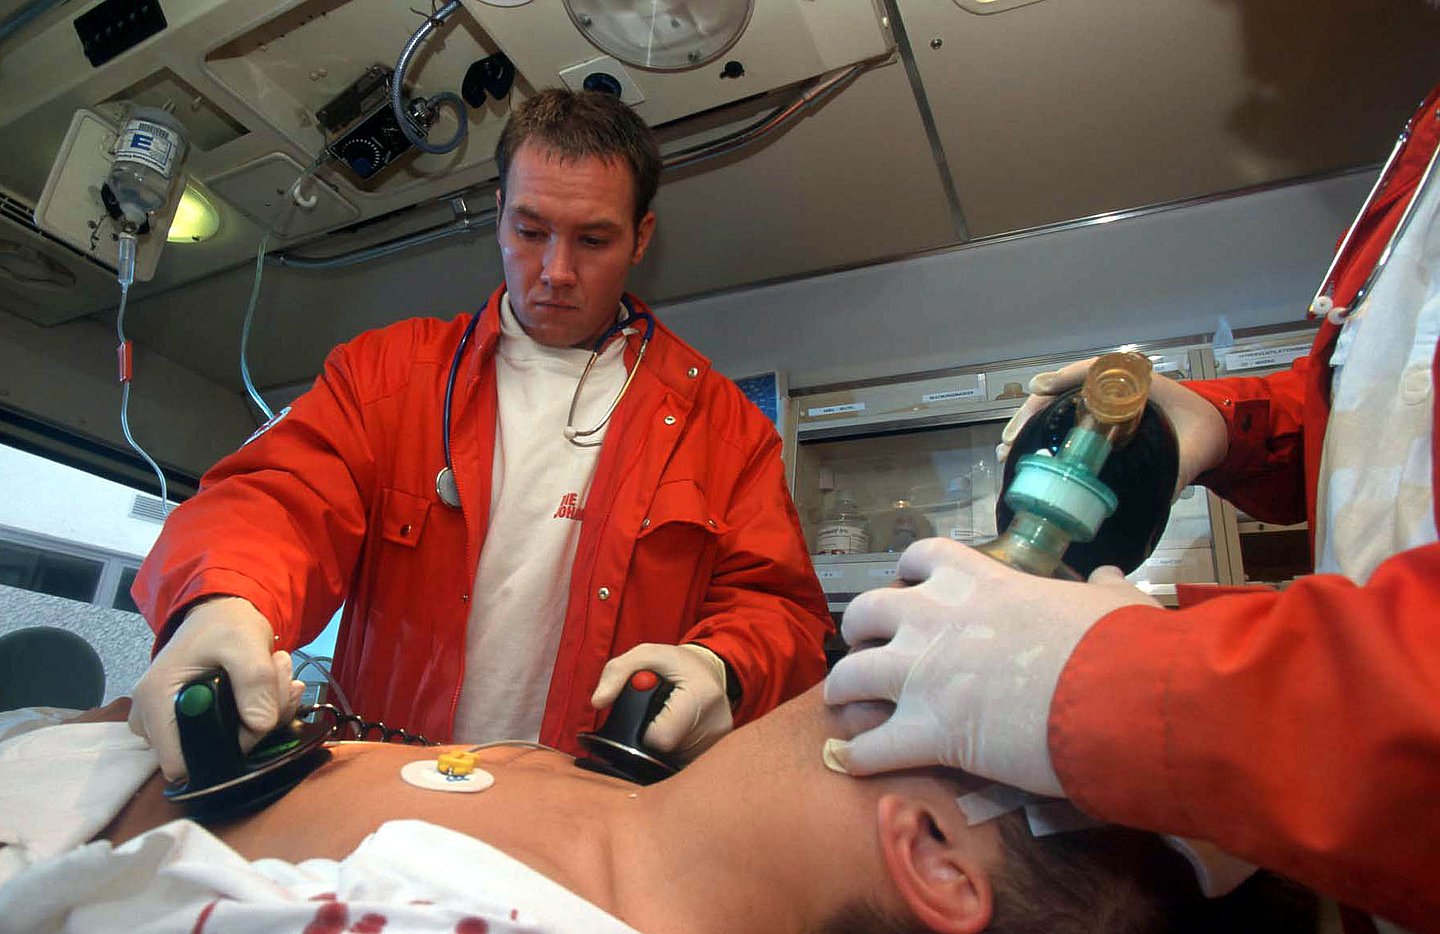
[0,0,1436,393]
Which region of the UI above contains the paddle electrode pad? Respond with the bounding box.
[575,669,680,785]
[162,668,334,821]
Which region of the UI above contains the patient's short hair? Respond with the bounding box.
[816,813,1317,934]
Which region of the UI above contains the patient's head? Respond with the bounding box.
[682,687,1315,934]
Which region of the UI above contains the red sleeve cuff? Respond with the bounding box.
[1049,603,1198,835]
[154,569,286,652]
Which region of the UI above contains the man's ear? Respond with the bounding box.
[631,210,656,265]
[494,188,504,224]
[876,794,994,934]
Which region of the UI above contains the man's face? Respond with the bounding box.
[496,141,656,349]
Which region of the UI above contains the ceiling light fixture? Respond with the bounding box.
[563,0,755,72]
[167,185,220,243]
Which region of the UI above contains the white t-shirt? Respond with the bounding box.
[1315,155,1440,583]
[452,295,629,742]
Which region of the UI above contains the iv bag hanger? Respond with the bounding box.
[34,107,182,282]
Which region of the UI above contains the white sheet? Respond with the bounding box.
[0,719,157,885]
[0,818,643,933]
[0,721,642,933]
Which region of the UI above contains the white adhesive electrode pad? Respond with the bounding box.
[400,759,495,793]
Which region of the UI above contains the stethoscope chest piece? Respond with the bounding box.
[436,467,460,509]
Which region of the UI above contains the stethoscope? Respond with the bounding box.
[1309,105,1440,325]
[435,295,656,509]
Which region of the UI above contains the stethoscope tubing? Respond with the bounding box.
[435,296,653,509]
[1310,105,1440,323]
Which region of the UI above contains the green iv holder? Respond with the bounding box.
[977,352,1154,579]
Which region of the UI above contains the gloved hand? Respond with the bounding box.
[823,538,1161,796]
[128,596,303,780]
[995,357,1230,499]
[592,643,733,761]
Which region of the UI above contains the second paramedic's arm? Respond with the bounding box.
[1180,355,1313,525]
[1051,540,1440,932]
[997,352,1313,524]
[681,427,833,728]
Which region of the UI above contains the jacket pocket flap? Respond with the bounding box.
[638,480,730,537]
[381,487,432,547]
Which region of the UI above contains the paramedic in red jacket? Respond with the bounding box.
[128,89,832,781]
[824,82,1440,931]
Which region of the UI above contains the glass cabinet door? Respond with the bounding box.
[796,420,1006,559]
[795,420,1009,606]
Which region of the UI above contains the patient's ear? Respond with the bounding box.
[876,793,993,934]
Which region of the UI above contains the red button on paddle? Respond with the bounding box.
[629,670,659,691]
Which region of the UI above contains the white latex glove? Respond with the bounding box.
[823,538,1161,796]
[996,357,1230,499]
[592,643,733,762]
[128,596,303,781]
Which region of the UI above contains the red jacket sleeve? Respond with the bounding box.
[131,325,403,649]
[684,424,833,724]
[1181,356,1312,526]
[1049,542,1440,930]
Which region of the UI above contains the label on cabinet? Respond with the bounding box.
[808,402,866,417]
[921,387,985,404]
[1222,343,1311,373]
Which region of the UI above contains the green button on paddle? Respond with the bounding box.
[177,683,214,717]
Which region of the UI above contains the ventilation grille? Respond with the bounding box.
[129,493,168,523]
[0,188,114,274]
[0,190,37,231]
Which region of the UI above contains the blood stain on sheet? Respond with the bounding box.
[303,901,349,933]
[189,899,219,934]
[454,919,489,933]
[351,913,388,933]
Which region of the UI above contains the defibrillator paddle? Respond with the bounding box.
[575,669,681,785]
[162,668,334,821]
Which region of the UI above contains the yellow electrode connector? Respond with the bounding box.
[437,750,478,776]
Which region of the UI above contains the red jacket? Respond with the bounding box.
[134,287,832,752]
[1050,84,1440,931]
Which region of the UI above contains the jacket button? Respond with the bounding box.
[687,367,699,378]
[461,594,470,603]
[400,524,412,537]
[597,586,611,601]
[663,415,677,425]
[641,517,651,528]
[707,519,716,527]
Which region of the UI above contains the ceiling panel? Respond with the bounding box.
[629,58,957,302]
[898,0,1440,237]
